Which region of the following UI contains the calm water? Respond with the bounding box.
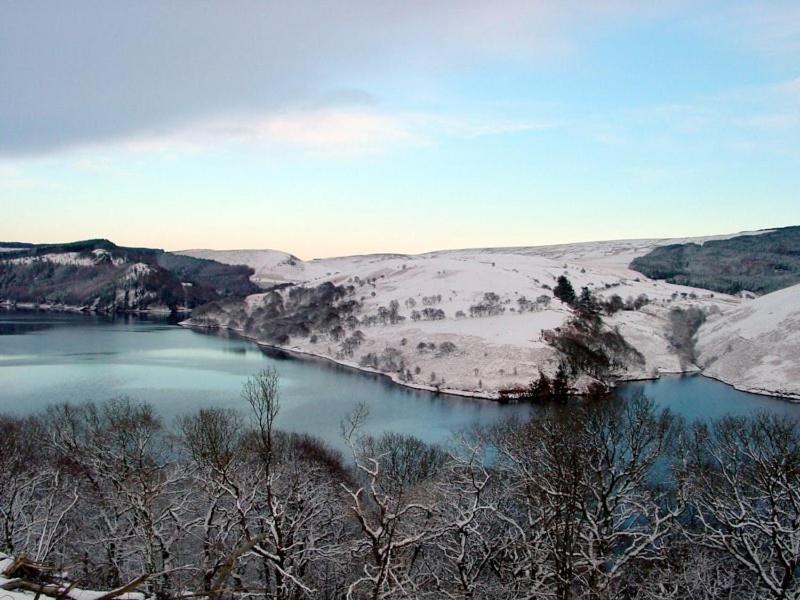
[1,311,797,449]
[0,311,534,448]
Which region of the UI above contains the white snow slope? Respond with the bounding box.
[696,283,800,399]
[175,248,311,286]
[180,230,796,400]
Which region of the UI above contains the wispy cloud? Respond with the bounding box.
[53,108,554,160]
[229,110,423,157]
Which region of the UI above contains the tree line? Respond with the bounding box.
[1,369,798,599]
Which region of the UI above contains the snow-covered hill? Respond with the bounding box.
[182,236,762,398]
[175,248,312,286]
[696,283,800,399]
[179,230,772,289]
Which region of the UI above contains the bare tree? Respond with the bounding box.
[46,399,192,595]
[0,415,78,562]
[493,394,678,598]
[677,414,800,599]
[5,372,800,599]
[202,368,348,600]
[340,405,443,599]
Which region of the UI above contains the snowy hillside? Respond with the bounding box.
[180,230,773,288]
[183,237,752,398]
[696,283,800,399]
[175,248,309,286]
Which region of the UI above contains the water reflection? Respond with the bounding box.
[0,311,797,453]
[0,321,55,335]
[616,374,800,422]
[0,311,533,450]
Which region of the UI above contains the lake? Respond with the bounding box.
[1,311,797,449]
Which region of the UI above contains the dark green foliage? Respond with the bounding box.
[552,363,571,402]
[576,286,599,315]
[0,241,35,250]
[529,371,553,402]
[554,275,576,305]
[543,313,645,380]
[0,239,258,313]
[155,253,258,297]
[630,225,800,294]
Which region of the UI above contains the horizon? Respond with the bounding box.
[3,223,791,262]
[2,1,799,256]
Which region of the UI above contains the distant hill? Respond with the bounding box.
[176,248,305,287]
[629,226,800,295]
[0,239,259,313]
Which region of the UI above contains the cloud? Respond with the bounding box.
[231,110,423,155]
[114,109,424,158]
[0,0,657,157]
[76,107,551,160]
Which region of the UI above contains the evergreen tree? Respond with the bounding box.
[576,286,598,315]
[553,275,576,306]
[552,363,571,403]
[528,370,552,402]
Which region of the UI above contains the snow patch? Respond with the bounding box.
[2,252,125,267]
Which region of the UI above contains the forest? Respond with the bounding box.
[0,239,258,313]
[1,369,798,599]
[629,226,800,295]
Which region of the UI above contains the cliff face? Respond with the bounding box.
[0,239,258,313]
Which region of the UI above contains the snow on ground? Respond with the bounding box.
[1,251,124,267]
[184,236,769,397]
[430,229,774,270]
[175,248,315,286]
[696,283,800,399]
[0,553,144,600]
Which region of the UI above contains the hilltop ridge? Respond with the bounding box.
[0,239,258,313]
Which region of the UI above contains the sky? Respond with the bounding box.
[1,1,798,259]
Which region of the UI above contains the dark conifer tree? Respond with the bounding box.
[553,275,576,306]
[528,370,553,402]
[552,362,571,403]
[576,286,598,315]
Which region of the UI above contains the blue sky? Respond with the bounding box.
[1,1,798,258]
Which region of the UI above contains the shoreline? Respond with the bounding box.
[0,300,191,316]
[2,306,796,404]
[698,371,800,403]
[179,321,800,404]
[180,321,498,400]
